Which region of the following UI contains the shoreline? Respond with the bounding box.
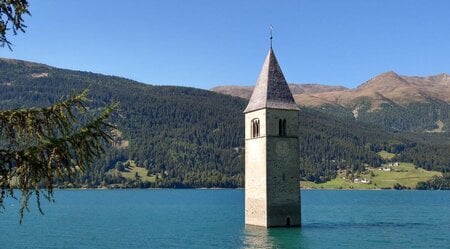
[46,187,444,191]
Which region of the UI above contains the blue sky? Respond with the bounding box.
[1,0,450,89]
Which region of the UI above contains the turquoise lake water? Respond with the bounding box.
[2,190,449,249]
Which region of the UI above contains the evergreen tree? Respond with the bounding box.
[1,1,116,222]
[0,90,115,222]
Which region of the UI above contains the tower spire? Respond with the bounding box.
[243,44,298,113]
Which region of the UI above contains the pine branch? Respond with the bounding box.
[0,0,30,49]
[0,90,117,223]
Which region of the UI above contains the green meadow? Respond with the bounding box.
[301,162,441,190]
[120,160,157,183]
[377,150,396,160]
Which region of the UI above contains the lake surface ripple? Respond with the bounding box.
[2,190,449,249]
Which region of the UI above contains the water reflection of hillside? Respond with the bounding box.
[243,225,308,248]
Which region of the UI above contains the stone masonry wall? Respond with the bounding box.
[245,109,267,227]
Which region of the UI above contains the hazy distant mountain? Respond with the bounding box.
[210,85,254,99]
[210,84,347,100]
[293,71,450,109]
[212,71,450,108]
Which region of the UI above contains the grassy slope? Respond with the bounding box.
[377,150,395,160]
[301,162,441,189]
[121,167,156,183]
[120,161,156,183]
[104,160,157,184]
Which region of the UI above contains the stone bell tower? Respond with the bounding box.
[244,47,301,227]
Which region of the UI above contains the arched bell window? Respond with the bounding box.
[279,118,287,136]
[251,118,260,138]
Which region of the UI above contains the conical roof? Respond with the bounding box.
[244,48,299,113]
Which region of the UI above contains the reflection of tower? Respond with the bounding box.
[243,225,306,248]
[244,47,301,227]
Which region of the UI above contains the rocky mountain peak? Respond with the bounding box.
[356,71,409,92]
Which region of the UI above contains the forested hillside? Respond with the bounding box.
[0,58,245,187]
[1,58,449,188]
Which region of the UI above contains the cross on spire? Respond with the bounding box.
[270,25,273,48]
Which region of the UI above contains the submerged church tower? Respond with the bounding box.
[244,47,301,227]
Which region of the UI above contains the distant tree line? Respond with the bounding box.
[1,60,450,188]
[416,173,450,190]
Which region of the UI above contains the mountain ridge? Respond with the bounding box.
[212,71,450,109]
